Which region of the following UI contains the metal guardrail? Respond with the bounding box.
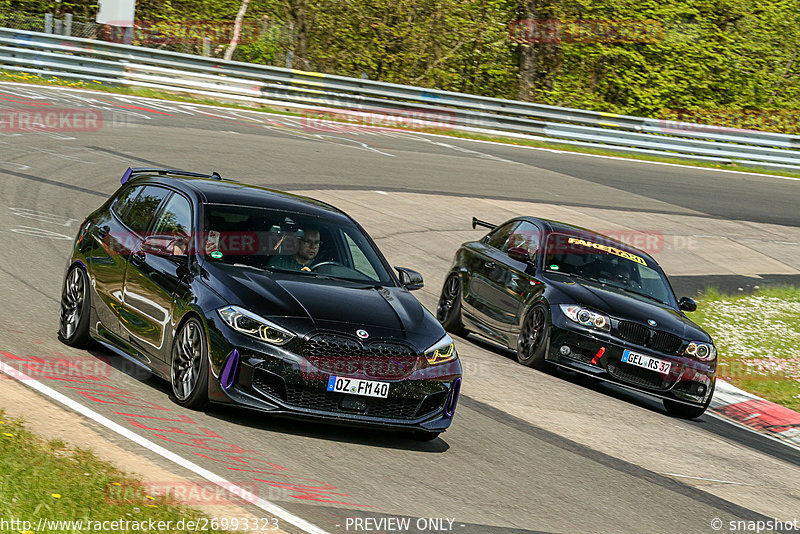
[2,27,800,172]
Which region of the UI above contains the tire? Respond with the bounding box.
[409,431,441,441]
[437,274,466,335]
[58,265,92,348]
[663,383,715,419]
[170,318,209,410]
[516,304,550,370]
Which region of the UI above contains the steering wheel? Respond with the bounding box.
[310,261,345,271]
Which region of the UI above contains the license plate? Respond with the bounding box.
[622,349,671,374]
[326,376,390,398]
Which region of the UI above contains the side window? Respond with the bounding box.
[123,186,171,235]
[507,221,541,257]
[485,222,520,251]
[344,231,379,280]
[112,185,144,223]
[153,193,193,238]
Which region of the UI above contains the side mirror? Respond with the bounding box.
[679,296,697,312]
[141,234,188,257]
[507,246,533,263]
[395,267,424,291]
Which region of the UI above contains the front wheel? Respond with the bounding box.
[437,274,466,335]
[58,265,92,348]
[171,318,209,410]
[516,305,550,370]
[663,383,715,419]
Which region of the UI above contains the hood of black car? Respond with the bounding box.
[202,264,444,347]
[545,275,710,341]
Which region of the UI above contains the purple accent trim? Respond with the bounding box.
[221,349,240,390]
[120,167,133,185]
[444,377,461,417]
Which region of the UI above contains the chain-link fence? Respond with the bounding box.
[0,12,46,33]
[1,11,295,67]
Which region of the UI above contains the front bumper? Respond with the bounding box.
[546,310,716,407]
[206,317,462,433]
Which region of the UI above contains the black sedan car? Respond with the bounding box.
[59,168,461,439]
[437,216,716,418]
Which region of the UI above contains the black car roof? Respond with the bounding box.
[133,174,353,223]
[518,216,658,264]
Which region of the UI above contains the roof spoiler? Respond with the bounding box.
[120,167,223,185]
[472,217,496,230]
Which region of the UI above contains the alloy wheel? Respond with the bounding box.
[172,321,202,401]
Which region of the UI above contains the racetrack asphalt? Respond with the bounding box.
[1,83,799,533]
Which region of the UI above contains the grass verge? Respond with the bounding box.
[692,286,800,412]
[0,412,230,533]
[3,69,800,181]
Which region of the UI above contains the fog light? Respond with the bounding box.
[697,384,706,396]
[560,345,571,356]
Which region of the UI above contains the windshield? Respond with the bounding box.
[543,233,676,306]
[200,204,394,285]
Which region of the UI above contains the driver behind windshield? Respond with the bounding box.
[268,227,321,271]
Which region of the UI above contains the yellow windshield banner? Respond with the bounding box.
[567,237,647,265]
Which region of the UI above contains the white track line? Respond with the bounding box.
[2,81,799,183]
[0,360,329,534]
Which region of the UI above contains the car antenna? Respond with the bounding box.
[210,172,222,180]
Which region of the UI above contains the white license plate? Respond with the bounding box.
[326,376,390,398]
[622,349,671,374]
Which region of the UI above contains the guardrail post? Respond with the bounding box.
[44,13,53,34]
[286,51,293,69]
[64,14,73,37]
[202,36,211,57]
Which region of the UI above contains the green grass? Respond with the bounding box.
[692,286,800,412]
[0,413,231,533]
[4,69,800,181]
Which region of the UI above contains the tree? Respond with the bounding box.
[224,0,251,60]
[515,0,562,101]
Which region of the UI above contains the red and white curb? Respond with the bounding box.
[710,380,800,449]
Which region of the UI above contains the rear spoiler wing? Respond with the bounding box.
[472,217,496,230]
[121,167,223,185]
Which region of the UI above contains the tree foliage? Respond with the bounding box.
[6,0,800,121]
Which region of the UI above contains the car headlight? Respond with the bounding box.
[217,306,295,345]
[559,304,610,331]
[685,341,716,361]
[424,334,457,366]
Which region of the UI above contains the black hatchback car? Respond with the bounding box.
[437,217,716,419]
[59,168,461,440]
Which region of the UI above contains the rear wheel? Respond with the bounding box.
[58,265,91,348]
[663,383,715,419]
[437,274,466,335]
[170,318,209,410]
[516,305,550,370]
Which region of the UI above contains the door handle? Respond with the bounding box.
[131,250,146,264]
[97,225,110,239]
[485,261,496,269]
